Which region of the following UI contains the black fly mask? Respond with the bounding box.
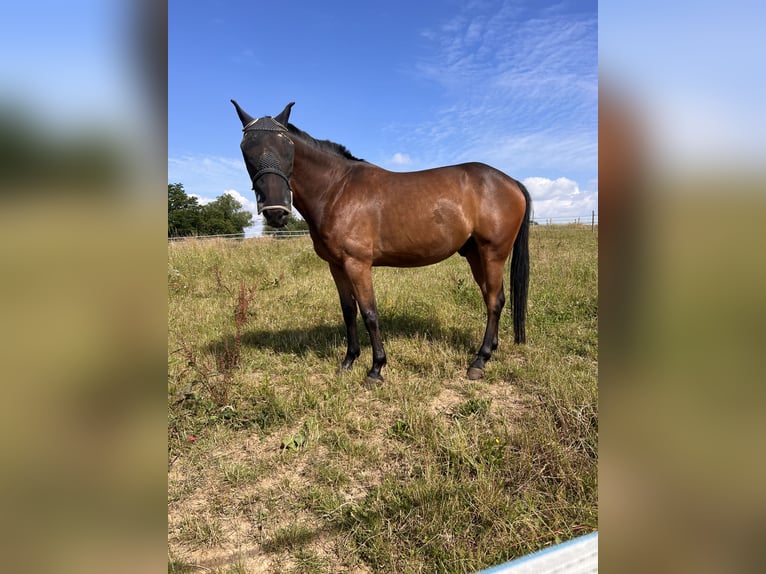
[232,100,295,227]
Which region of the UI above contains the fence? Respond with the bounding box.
[168,212,597,242]
[535,212,598,226]
[534,210,598,232]
[168,232,249,241]
[263,229,311,238]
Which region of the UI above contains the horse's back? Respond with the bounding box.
[377,162,527,252]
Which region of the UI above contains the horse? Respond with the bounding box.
[231,100,531,386]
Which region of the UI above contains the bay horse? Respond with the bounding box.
[231,100,531,385]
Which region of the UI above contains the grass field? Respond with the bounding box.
[168,225,597,573]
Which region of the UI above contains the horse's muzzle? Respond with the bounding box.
[263,206,290,228]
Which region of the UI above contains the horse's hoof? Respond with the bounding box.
[363,374,383,389]
[467,367,484,380]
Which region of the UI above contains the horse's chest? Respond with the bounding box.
[310,236,334,262]
[309,231,347,264]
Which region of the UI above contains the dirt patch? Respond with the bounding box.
[430,379,529,421]
[169,424,377,573]
[483,381,529,421]
[430,385,464,415]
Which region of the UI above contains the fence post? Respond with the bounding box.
[591,210,595,233]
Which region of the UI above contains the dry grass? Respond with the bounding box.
[168,225,597,573]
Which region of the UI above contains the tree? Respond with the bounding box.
[264,214,309,234]
[199,193,253,237]
[168,183,201,237]
[168,184,254,238]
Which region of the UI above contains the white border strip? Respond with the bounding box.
[477,532,598,574]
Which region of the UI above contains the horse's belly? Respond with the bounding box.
[373,229,469,267]
[373,251,455,267]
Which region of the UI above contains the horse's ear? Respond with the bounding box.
[231,99,255,128]
[276,102,295,125]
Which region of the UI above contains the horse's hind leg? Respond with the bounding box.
[464,245,506,380]
[461,237,486,298]
[329,263,361,370]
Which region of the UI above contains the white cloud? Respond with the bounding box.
[522,177,597,223]
[189,194,213,205]
[389,152,413,166]
[457,131,598,178]
[221,189,263,237]
[417,4,596,105]
[398,1,597,220]
[222,189,258,215]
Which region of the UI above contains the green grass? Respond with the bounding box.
[168,226,597,573]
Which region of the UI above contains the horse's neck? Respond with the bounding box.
[290,137,349,228]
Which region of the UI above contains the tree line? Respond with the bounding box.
[168,183,253,237]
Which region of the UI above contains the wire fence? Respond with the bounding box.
[168,233,248,241]
[168,213,597,242]
[534,213,599,226]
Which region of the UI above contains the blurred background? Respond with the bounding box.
[1,0,765,572]
[0,1,167,572]
[599,1,766,572]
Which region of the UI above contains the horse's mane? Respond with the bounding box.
[286,123,366,163]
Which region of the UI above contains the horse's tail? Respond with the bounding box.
[511,180,531,344]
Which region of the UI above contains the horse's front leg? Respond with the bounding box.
[343,259,387,386]
[329,263,360,370]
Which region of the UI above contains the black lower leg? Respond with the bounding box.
[340,298,360,369]
[468,326,495,378]
[491,286,505,351]
[361,307,386,383]
[468,287,505,379]
[331,264,361,370]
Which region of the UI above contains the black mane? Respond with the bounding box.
[286,123,366,163]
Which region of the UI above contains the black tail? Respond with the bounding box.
[511,180,531,344]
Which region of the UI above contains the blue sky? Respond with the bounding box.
[600,1,766,173]
[1,1,144,131]
[169,0,598,235]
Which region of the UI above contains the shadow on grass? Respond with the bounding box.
[174,522,342,572]
[208,308,479,360]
